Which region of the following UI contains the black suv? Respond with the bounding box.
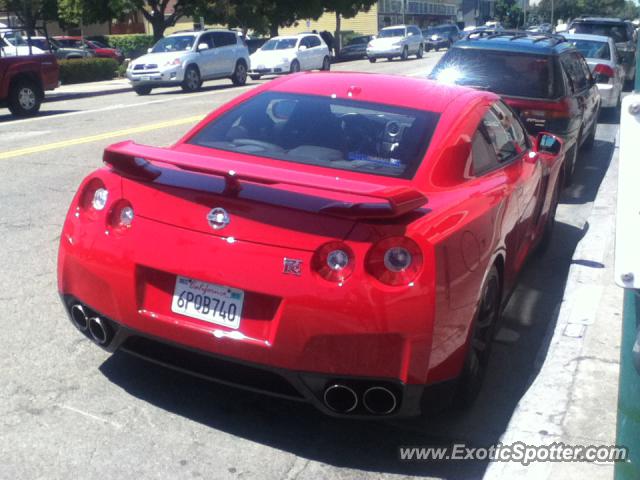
[430,32,600,184]
[422,24,461,51]
[569,17,637,83]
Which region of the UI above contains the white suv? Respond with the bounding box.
[127,29,250,95]
[249,33,331,80]
[366,25,424,62]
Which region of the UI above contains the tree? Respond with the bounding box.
[224,0,324,37]
[1,0,58,34]
[534,0,626,24]
[494,0,524,28]
[323,0,377,54]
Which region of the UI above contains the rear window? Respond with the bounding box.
[431,48,560,99]
[571,22,629,43]
[567,39,610,60]
[188,92,439,179]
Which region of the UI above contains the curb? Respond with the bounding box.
[483,133,621,478]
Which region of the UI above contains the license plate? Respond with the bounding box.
[171,276,244,329]
[141,75,151,81]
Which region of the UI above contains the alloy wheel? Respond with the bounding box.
[18,87,37,111]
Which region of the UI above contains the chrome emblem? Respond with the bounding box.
[283,258,302,276]
[207,207,230,230]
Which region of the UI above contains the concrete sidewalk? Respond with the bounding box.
[484,133,622,478]
[47,78,132,101]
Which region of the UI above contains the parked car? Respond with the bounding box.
[568,17,637,83]
[526,23,554,34]
[337,35,374,60]
[422,24,461,51]
[366,25,424,62]
[1,43,59,116]
[29,36,93,60]
[248,33,330,80]
[430,31,600,184]
[564,33,624,112]
[58,72,565,418]
[126,29,250,96]
[460,24,505,40]
[1,29,45,56]
[54,36,124,63]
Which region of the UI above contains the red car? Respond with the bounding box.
[57,73,565,418]
[54,36,124,63]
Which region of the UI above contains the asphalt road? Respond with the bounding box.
[0,52,619,480]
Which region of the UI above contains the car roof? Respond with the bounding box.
[454,33,575,55]
[381,25,410,29]
[168,29,234,37]
[572,17,625,24]
[266,72,494,113]
[563,32,612,43]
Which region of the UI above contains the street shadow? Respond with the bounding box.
[98,121,616,477]
[561,138,614,205]
[45,88,131,103]
[0,109,78,123]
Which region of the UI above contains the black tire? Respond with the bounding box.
[249,74,261,81]
[368,57,377,63]
[133,86,152,96]
[536,180,560,254]
[563,143,578,187]
[7,79,42,117]
[416,44,424,59]
[231,60,248,86]
[434,46,439,52]
[181,65,201,92]
[401,46,409,61]
[289,60,301,73]
[453,266,501,409]
[321,56,331,71]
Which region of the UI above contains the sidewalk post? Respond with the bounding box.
[613,35,640,480]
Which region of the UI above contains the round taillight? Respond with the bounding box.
[313,242,355,282]
[366,237,423,286]
[92,188,108,211]
[109,200,134,230]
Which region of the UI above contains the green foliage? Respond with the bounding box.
[105,34,155,58]
[58,57,119,84]
[494,0,524,28]
[323,0,377,20]
[224,0,325,36]
[1,0,58,33]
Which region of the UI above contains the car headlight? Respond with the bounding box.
[164,58,181,67]
[367,42,373,48]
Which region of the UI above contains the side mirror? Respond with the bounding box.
[408,32,414,36]
[147,47,152,54]
[197,43,209,51]
[535,132,563,155]
[299,45,307,51]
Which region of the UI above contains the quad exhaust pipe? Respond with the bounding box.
[70,303,114,346]
[363,386,397,415]
[323,384,358,413]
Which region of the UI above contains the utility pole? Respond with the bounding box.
[551,0,554,29]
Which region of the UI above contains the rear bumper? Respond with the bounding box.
[597,83,618,108]
[57,171,441,417]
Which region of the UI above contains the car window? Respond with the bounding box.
[431,49,558,98]
[572,22,629,43]
[152,35,196,53]
[568,39,611,60]
[409,26,421,36]
[348,36,368,45]
[471,128,500,176]
[560,53,588,91]
[188,91,440,179]
[492,102,528,152]
[212,32,236,47]
[577,54,594,85]
[261,38,297,50]
[379,28,406,38]
[308,36,321,48]
[482,110,520,163]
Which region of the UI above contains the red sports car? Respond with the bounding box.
[54,36,124,63]
[58,72,565,418]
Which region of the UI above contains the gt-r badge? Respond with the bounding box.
[283,258,302,276]
[207,208,230,230]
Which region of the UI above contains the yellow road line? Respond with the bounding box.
[0,115,204,160]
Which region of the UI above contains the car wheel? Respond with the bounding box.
[249,74,261,81]
[401,46,409,61]
[368,57,377,63]
[453,266,501,409]
[416,44,424,59]
[563,142,578,187]
[321,56,331,71]
[434,45,439,52]
[133,86,152,96]
[231,60,248,86]
[536,180,560,254]
[8,79,42,117]
[181,65,201,92]
[290,60,301,73]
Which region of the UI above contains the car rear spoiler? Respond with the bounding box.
[103,141,428,219]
